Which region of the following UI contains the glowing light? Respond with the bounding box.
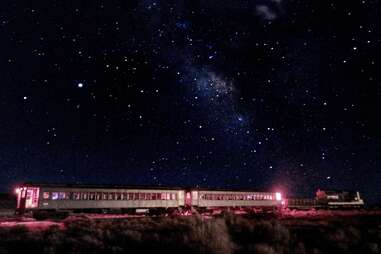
[77,82,84,88]
[275,192,282,201]
[14,188,20,194]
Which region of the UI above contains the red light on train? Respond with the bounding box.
[275,192,282,201]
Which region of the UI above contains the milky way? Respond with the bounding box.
[1,0,380,202]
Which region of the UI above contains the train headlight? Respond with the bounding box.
[14,187,21,194]
[275,192,282,201]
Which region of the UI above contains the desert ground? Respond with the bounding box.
[0,210,380,254]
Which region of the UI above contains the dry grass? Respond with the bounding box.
[0,213,380,254]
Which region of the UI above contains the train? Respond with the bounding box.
[13,183,365,218]
[14,183,283,218]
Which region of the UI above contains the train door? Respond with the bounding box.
[16,187,27,212]
[185,191,192,207]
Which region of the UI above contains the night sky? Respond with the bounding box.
[1,0,381,203]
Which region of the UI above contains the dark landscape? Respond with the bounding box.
[1,211,381,254]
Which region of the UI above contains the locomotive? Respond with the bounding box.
[286,189,364,210]
[14,183,283,218]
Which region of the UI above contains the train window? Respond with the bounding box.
[102,193,107,200]
[138,193,144,200]
[83,193,88,200]
[95,193,101,200]
[89,193,95,200]
[57,192,65,200]
[73,193,80,200]
[127,193,133,200]
[52,192,59,200]
[171,193,176,200]
[43,192,50,199]
[108,193,114,200]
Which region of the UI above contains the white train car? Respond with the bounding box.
[15,183,185,216]
[188,189,283,212]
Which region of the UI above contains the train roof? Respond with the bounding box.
[17,182,277,193]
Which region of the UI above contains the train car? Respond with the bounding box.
[285,198,324,210]
[189,189,283,213]
[14,183,185,217]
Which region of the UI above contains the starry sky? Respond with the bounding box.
[1,0,381,202]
